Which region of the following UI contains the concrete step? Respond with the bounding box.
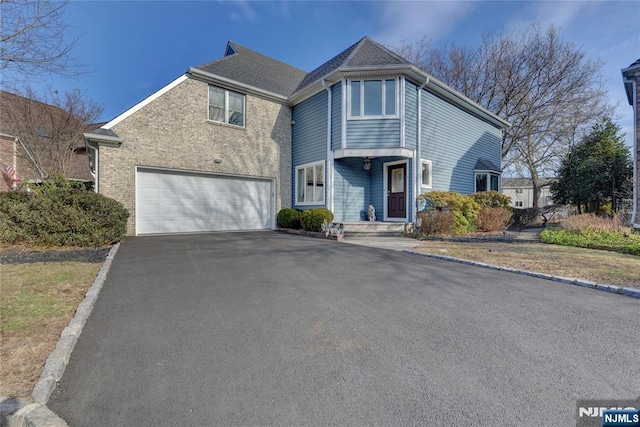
[341,222,412,237]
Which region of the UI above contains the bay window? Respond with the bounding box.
[349,78,397,118]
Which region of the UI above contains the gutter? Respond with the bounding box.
[188,67,289,105]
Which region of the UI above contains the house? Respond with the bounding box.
[502,178,555,208]
[0,91,94,191]
[84,37,510,236]
[622,59,640,230]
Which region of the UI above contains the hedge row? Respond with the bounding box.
[277,208,334,232]
[0,175,129,247]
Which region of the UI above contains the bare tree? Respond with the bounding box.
[2,87,103,177]
[394,25,612,208]
[0,0,83,83]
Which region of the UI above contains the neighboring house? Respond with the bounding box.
[502,178,555,208]
[622,59,640,230]
[0,91,94,191]
[85,37,510,236]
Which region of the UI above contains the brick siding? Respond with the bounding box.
[100,77,292,235]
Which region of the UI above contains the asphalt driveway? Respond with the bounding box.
[49,232,639,426]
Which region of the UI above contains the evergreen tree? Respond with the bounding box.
[551,117,632,214]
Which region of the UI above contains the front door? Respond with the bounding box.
[387,163,406,218]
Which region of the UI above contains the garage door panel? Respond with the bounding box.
[136,169,273,235]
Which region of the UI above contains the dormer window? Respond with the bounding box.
[348,78,397,119]
[208,85,245,127]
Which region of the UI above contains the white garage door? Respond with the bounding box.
[136,168,273,235]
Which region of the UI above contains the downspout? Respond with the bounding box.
[322,80,333,214]
[85,138,99,193]
[625,77,638,228]
[414,77,429,225]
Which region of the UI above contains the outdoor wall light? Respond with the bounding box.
[214,158,223,164]
[363,157,372,171]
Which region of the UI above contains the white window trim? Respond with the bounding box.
[295,161,325,206]
[474,171,500,192]
[207,85,246,128]
[420,159,432,189]
[347,78,399,120]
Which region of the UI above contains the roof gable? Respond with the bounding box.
[295,37,411,92]
[193,41,306,97]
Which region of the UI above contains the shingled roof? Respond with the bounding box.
[192,42,307,98]
[473,158,501,173]
[622,58,640,105]
[295,37,411,92]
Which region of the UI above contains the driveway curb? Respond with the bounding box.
[404,250,640,299]
[1,243,121,427]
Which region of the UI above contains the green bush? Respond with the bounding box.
[541,228,640,256]
[299,208,334,232]
[417,191,479,234]
[0,176,128,247]
[277,208,301,229]
[471,191,512,209]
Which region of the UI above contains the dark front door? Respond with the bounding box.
[387,163,406,218]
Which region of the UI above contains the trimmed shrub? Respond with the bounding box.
[417,191,479,234]
[541,227,640,256]
[300,208,334,232]
[477,207,513,232]
[471,191,512,209]
[0,176,128,247]
[277,208,301,229]
[417,210,455,235]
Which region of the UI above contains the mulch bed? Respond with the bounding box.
[0,245,111,264]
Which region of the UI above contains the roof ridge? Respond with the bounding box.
[225,40,307,74]
[341,36,369,67]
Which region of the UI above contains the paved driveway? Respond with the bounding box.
[49,232,640,426]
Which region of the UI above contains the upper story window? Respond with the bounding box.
[208,85,245,127]
[348,78,397,119]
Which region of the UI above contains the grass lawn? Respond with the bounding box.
[0,261,102,398]
[415,241,640,289]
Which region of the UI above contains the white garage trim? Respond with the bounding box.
[135,166,275,235]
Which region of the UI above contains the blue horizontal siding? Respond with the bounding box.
[333,158,370,222]
[421,90,501,194]
[404,80,418,150]
[292,91,328,208]
[331,82,342,151]
[346,119,400,148]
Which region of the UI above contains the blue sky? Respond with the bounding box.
[31,1,640,147]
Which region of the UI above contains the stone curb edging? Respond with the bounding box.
[404,249,640,299]
[1,243,121,427]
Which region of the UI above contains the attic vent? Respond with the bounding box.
[34,126,49,138]
[225,44,237,56]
